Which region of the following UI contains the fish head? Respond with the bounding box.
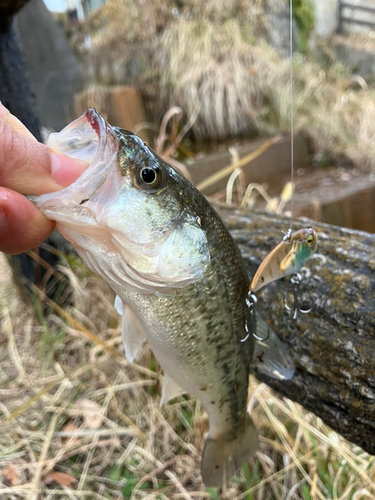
[293,227,318,264]
[30,109,210,294]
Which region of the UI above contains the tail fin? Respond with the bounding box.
[201,414,258,487]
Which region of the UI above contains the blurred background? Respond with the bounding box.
[1,1,375,499]
[15,0,375,232]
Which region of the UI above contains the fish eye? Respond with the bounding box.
[135,160,163,191]
[306,234,314,245]
[141,167,157,184]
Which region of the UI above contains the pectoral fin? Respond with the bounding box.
[252,314,295,380]
[114,295,123,315]
[114,296,146,363]
[160,373,186,406]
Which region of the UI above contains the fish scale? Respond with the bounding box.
[120,195,253,440]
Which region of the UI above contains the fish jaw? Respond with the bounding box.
[29,109,210,294]
[36,109,118,210]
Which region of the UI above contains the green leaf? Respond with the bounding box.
[301,483,311,500]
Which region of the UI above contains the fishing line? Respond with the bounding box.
[246,0,318,335]
[289,0,294,236]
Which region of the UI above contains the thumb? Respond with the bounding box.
[0,103,87,196]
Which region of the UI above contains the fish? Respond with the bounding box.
[30,109,294,487]
[250,228,318,292]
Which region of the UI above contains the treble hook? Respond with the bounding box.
[284,272,313,320]
[241,291,269,342]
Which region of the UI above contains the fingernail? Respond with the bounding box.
[0,207,9,235]
[50,152,88,188]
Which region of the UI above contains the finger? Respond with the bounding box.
[0,101,38,141]
[0,187,55,255]
[0,109,87,195]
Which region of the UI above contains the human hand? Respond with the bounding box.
[0,103,88,254]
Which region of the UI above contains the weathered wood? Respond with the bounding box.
[189,133,311,196]
[216,205,375,455]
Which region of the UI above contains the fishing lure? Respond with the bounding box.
[250,228,318,293]
[284,271,313,320]
[246,228,317,339]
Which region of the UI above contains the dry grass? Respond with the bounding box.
[157,30,375,170]
[157,19,267,139]
[73,0,375,171]
[1,250,375,499]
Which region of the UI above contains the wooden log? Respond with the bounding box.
[216,205,375,455]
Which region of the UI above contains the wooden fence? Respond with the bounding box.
[338,1,375,33]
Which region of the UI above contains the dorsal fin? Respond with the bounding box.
[115,296,146,363]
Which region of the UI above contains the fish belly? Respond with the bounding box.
[122,285,251,439]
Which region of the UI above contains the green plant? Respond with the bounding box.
[293,0,316,53]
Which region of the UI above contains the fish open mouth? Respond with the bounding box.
[48,108,111,163]
[30,108,119,208]
[30,109,210,294]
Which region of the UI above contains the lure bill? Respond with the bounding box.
[250,228,318,292]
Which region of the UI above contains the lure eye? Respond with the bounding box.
[135,160,164,191]
[306,234,314,245]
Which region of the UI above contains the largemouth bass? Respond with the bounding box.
[31,109,293,487]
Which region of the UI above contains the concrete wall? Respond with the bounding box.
[313,0,339,37]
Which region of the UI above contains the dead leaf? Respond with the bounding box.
[44,471,77,488]
[61,422,81,444]
[3,465,20,485]
[76,399,104,429]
